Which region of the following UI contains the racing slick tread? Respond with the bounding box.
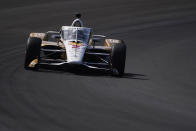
[24,37,41,70]
[111,41,126,76]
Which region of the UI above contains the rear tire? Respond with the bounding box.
[111,41,126,76]
[24,37,41,70]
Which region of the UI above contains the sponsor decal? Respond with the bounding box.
[29,59,38,68]
[68,42,84,48]
[30,33,45,39]
[107,39,121,43]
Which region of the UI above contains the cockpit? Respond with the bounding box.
[61,26,92,43]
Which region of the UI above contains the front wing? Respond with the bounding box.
[38,46,112,71]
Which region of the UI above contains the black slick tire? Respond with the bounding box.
[111,41,126,76]
[24,37,41,70]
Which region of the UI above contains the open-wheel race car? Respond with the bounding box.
[24,14,126,76]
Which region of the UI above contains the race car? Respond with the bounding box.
[24,14,126,76]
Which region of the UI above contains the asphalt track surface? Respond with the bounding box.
[0,0,196,131]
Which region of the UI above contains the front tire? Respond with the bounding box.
[24,37,41,70]
[111,41,126,76]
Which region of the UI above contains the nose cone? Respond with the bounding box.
[64,41,87,64]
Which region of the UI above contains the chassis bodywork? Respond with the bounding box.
[29,29,123,71]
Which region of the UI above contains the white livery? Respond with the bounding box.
[24,13,126,76]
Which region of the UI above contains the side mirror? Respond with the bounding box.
[51,34,61,39]
[92,35,106,43]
